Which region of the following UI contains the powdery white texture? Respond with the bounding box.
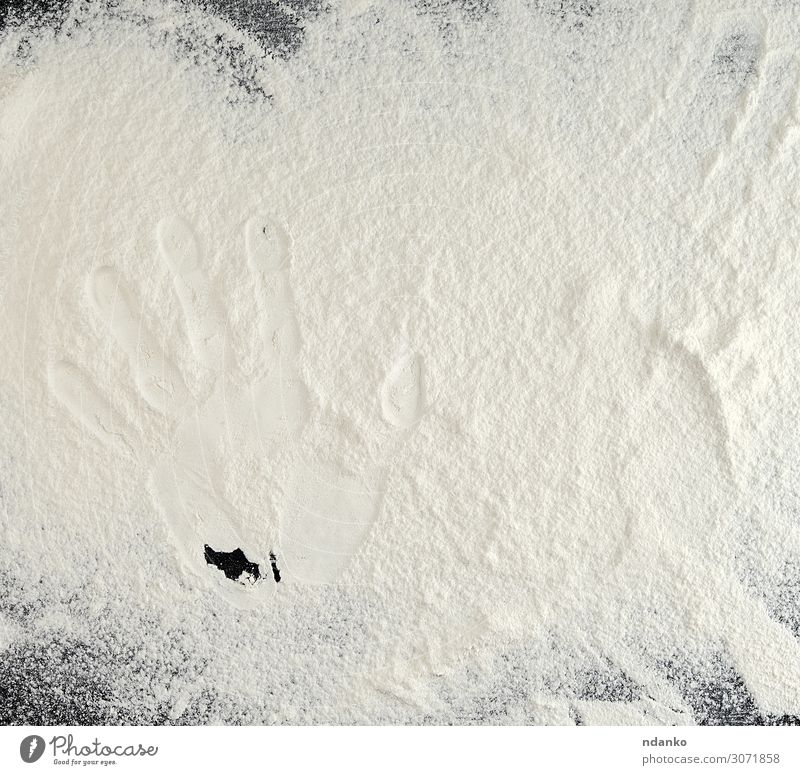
[2,0,800,723]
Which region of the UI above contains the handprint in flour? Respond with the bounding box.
[49,216,421,605]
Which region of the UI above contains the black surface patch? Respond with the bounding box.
[0,568,44,625]
[0,563,221,725]
[1,0,331,101]
[711,31,760,81]
[428,651,531,724]
[196,0,327,55]
[414,0,493,20]
[204,545,260,584]
[764,559,800,638]
[659,652,800,726]
[269,551,281,583]
[0,616,223,725]
[0,636,118,725]
[574,662,640,703]
[411,0,496,43]
[0,0,72,32]
[540,0,596,29]
[1,0,327,59]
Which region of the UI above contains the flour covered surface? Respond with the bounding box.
[1,0,800,725]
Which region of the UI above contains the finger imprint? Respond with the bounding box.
[87,265,189,415]
[245,216,301,370]
[245,216,290,273]
[48,360,139,456]
[381,350,423,429]
[157,216,231,370]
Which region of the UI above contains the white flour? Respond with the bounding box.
[2,0,800,724]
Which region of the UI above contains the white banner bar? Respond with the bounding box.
[1,725,798,775]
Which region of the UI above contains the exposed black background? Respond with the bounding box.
[0,0,327,56]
